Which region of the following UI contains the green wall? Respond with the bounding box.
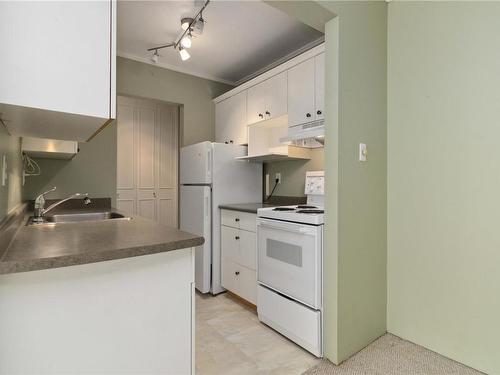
[268,1,388,364]
[323,1,387,363]
[117,57,232,146]
[387,3,500,374]
[22,122,117,203]
[264,149,324,197]
[0,127,22,221]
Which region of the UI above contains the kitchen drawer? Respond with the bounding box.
[221,209,257,232]
[221,226,256,270]
[257,284,322,357]
[221,259,257,305]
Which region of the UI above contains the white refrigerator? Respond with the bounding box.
[180,142,262,294]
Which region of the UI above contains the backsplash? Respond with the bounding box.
[264,148,324,197]
[0,127,23,222]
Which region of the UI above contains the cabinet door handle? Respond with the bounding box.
[306,113,312,118]
[153,192,157,198]
[258,113,263,118]
[235,271,240,276]
[229,140,234,144]
[235,218,240,222]
[225,141,229,144]
[265,111,270,116]
[317,110,322,115]
[235,236,240,240]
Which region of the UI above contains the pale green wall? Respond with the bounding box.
[0,127,23,221]
[322,1,387,363]
[267,1,388,364]
[117,57,232,146]
[264,149,324,197]
[22,122,117,203]
[387,3,500,374]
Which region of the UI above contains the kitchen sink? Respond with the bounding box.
[27,212,131,225]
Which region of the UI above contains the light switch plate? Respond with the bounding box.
[359,143,367,162]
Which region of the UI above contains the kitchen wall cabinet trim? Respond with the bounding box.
[213,43,325,104]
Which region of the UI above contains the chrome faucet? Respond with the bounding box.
[33,187,91,223]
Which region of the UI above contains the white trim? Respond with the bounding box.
[213,42,325,104]
[117,51,237,86]
[234,37,325,86]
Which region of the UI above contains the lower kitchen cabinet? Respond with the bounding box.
[220,209,257,304]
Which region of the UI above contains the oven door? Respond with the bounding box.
[257,218,322,308]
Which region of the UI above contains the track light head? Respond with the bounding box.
[151,50,159,63]
[181,17,194,31]
[178,47,191,61]
[180,32,192,49]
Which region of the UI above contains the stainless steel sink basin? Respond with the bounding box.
[27,212,131,225]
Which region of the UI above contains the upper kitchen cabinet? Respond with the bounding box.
[0,1,116,142]
[215,91,247,145]
[287,52,325,127]
[247,72,287,125]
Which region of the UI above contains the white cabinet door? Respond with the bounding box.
[264,72,287,121]
[215,91,248,145]
[157,104,179,228]
[247,81,267,125]
[288,59,315,127]
[0,1,116,141]
[314,53,325,121]
[117,97,179,226]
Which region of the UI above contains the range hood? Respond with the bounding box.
[280,119,324,147]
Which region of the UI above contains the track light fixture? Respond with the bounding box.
[180,31,192,49]
[147,0,209,62]
[151,49,159,63]
[178,47,191,61]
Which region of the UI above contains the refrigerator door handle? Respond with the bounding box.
[205,196,209,218]
[207,149,212,181]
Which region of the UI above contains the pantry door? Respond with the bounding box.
[116,96,179,227]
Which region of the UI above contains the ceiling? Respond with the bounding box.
[117,1,323,85]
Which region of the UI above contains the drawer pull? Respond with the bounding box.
[235,236,240,240]
[235,271,240,275]
[235,218,240,222]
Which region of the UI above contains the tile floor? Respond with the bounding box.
[195,292,320,375]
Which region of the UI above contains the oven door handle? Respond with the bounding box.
[257,222,315,235]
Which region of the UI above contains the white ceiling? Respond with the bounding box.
[117,1,323,85]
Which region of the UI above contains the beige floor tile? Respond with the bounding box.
[196,292,320,375]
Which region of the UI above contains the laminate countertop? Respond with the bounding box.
[0,208,204,275]
[219,203,276,214]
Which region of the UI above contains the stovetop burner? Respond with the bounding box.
[273,207,296,211]
[297,205,317,209]
[296,209,324,214]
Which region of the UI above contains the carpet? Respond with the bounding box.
[302,334,484,375]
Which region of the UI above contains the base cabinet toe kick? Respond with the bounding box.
[0,248,196,375]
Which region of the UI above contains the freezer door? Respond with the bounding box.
[180,185,212,293]
[179,141,212,184]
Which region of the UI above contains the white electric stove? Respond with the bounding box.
[256,171,325,357]
[257,170,324,225]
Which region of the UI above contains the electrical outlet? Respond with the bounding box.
[275,173,282,184]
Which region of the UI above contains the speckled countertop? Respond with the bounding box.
[0,207,204,275]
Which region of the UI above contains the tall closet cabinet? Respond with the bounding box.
[116,96,179,228]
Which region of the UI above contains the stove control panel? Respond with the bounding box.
[305,171,324,195]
